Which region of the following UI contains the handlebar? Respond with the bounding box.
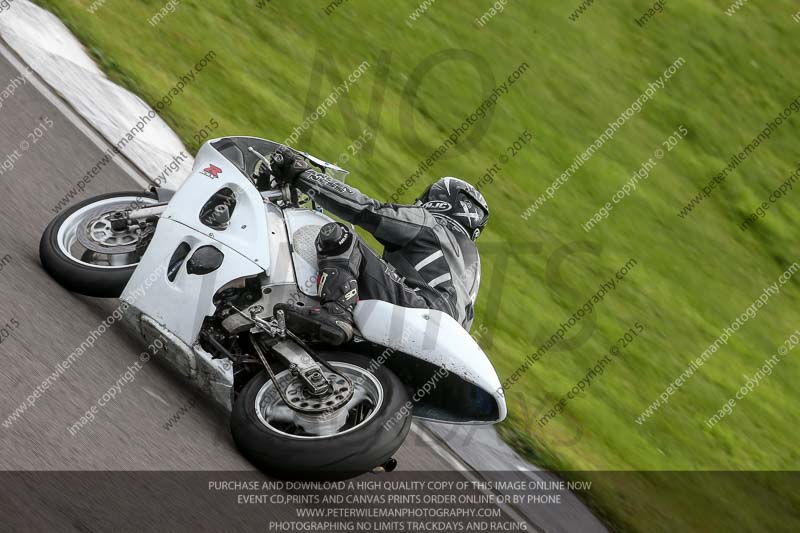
[249,146,296,205]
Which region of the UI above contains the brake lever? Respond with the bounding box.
[248,146,272,169]
[250,147,297,205]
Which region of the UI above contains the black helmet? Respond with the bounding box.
[417,177,489,240]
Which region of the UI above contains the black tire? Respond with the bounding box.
[39,191,157,298]
[231,351,412,480]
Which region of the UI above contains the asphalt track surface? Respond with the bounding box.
[0,48,604,532]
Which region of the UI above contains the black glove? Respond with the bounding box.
[269,147,310,187]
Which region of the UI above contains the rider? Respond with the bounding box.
[268,147,489,346]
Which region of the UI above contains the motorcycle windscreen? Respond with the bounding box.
[283,208,337,298]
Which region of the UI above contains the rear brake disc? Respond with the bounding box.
[282,371,354,414]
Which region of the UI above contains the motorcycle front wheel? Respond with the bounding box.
[39,191,159,298]
[231,351,412,479]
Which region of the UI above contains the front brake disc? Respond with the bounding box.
[76,206,141,254]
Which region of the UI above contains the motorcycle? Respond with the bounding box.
[39,137,506,478]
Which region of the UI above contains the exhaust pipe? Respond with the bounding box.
[372,458,398,474]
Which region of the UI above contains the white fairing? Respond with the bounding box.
[122,219,264,346]
[354,300,507,423]
[162,142,272,270]
[122,142,272,346]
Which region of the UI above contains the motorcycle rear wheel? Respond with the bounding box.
[231,351,412,479]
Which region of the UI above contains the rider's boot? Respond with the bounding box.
[274,223,358,346]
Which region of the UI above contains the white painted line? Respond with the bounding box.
[409,423,468,471]
[410,423,539,531]
[142,387,170,406]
